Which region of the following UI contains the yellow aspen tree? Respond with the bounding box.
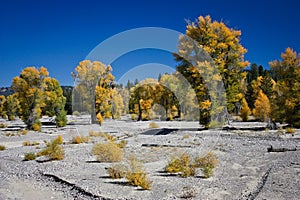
[269,48,300,127]
[253,90,270,122]
[240,98,251,122]
[73,60,115,125]
[175,15,249,126]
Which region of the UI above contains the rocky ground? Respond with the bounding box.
[0,116,299,200]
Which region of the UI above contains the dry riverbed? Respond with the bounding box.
[0,116,299,200]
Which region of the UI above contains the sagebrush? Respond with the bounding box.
[37,136,65,160]
[24,152,36,161]
[92,142,123,162]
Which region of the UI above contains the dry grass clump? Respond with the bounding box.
[194,152,219,178]
[0,145,6,151]
[24,152,36,161]
[286,127,296,134]
[23,141,40,146]
[92,141,123,162]
[101,133,117,142]
[88,130,104,137]
[0,123,7,128]
[20,129,28,135]
[72,111,81,116]
[71,135,90,144]
[56,135,64,144]
[182,134,190,139]
[165,153,196,177]
[125,156,152,190]
[89,131,117,142]
[149,122,159,128]
[37,136,65,160]
[165,152,218,178]
[116,140,127,148]
[106,156,152,190]
[106,164,127,179]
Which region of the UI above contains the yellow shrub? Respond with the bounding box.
[116,140,127,148]
[126,156,152,190]
[24,152,36,161]
[194,152,219,178]
[106,164,126,179]
[149,122,159,128]
[32,123,41,131]
[23,141,40,146]
[56,135,63,144]
[37,137,65,160]
[92,142,123,162]
[165,153,195,177]
[0,145,6,151]
[71,135,90,144]
[286,127,296,134]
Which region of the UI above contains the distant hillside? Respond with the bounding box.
[0,86,73,96]
[0,87,13,96]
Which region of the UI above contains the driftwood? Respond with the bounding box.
[267,145,297,152]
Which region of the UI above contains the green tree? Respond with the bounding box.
[0,95,6,118]
[3,94,19,121]
[42,77,66,120]
[259,71,274,100]
[62,86,73,115]
[269,48,300,127]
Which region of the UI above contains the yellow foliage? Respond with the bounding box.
[92,142,123,162]
[126,156,152,190]
[240,98,251,122]
[37,137,65,160]
[200,100,211,110]
[253,90,270,121]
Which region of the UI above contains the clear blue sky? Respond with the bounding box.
[0,0,299,87]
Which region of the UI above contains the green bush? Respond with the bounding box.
[56,109,67,127]
[92,142,123,162]
[24,152,36,161]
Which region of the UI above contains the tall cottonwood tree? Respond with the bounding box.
[175,15,249,126]
[12,67,67,130]
[73,60,119,125]
[269,48,300,127]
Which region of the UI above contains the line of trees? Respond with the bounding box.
[0,67,67,130]
[0,15,299,129]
